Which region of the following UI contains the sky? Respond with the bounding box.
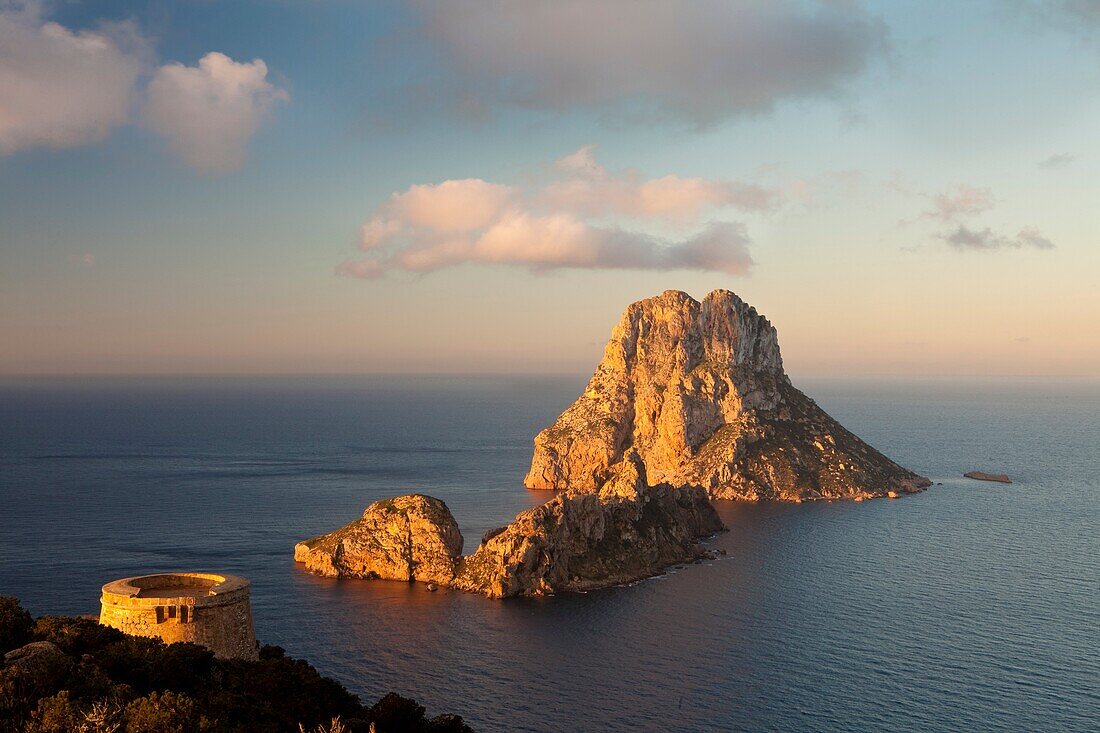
[1,0,1098,377]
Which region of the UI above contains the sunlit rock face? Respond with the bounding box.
[294,495,463,585]
[454,453,725,598]
[525,289,930,501]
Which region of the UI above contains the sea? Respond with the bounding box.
[1,375,1097,732]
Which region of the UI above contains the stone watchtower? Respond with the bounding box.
[99,572,258,660]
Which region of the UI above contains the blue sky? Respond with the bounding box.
[1,1,1098,375]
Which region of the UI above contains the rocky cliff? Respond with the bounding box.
[525,289,930,501]
[294,495,463,585]
[453,453,724,598]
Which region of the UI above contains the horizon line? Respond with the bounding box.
[1,371,1098,381]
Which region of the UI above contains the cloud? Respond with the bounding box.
[340,147,762,278]
[939,225,1054,251]
[408,0,886,127]
[912,183,1054,252]
[342,214,753,277]
[1052,0,1100,24]
[0,3,285,171]
[68,253,96,268]
[1009,1,1100,33]
[335,258,385,279]
[922,185,995,221]
[554,144,603,177]
[0,1,146,155]
[1037,153,1075,168]
[146,52,288,172]
[360,179,518,249]
[540,146,777,221]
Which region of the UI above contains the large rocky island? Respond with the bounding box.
[296,290,928,597]
[527,289,930,501]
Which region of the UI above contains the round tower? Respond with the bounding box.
[99,572,258,660]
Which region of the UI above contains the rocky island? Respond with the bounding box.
[964,471,1012,484]
[296,289,929,598]
[295,455,724,598]
[453,452,724,597]
[295,495,464,585]
[526,289,930,501]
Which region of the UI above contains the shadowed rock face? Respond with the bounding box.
[453,453,725,598]
[525,289,930,501]
[294,495,463,585]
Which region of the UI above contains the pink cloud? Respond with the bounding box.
[923,185,995,221]
[359,216,404,250]
[0,3,146,155]
[340,147,764,279]
[910,183,1054,252]
[369,179,517,238]
[146,52,288,172]
[341,218,753,278]
[335,259,384,279]
[553,144,603,176]
[540,146,778,221]
[0,4,285,172]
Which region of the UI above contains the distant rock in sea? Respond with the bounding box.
[964,471,1012,484]
[294,495,464,585]
[525,289,930,501]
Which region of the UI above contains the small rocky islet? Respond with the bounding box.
[964,471,1012,484]
[296,289,931,597]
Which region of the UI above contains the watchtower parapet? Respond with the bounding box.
[99,572,258,660]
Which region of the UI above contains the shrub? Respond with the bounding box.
[0,597,33,655]
[32,616,123,656]
[0,642,75,724]
[25,690,83,733]
[0,600,473,733]
[123,691,205,733]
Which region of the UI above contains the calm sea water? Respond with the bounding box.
[1,375,1097,732]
